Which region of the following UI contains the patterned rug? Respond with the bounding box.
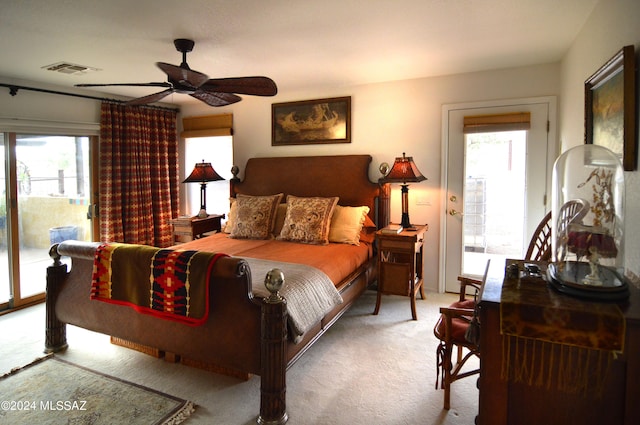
[0,355,194,425]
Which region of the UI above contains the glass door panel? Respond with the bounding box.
[16,135,92,299]
[0,134,8,306]
[462,131,526,276]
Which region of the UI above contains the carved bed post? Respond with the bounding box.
[378,181,391,228]
[258,268,289,425]
[44,244,69,353]
[229,164,240,199]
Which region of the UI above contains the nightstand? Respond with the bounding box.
[373,224,428,320]
[170,214,224,244]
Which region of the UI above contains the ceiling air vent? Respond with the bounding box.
[42,62,100,75]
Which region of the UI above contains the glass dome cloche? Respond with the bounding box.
[549,144,628,300]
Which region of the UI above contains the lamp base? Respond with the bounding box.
[400,213,415,230]
[196,208,208,219]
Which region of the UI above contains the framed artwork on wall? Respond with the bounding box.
[272,96,351,146]
[584,45,636,171]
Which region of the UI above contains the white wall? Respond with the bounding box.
[183,63,560,291]
[560,0,640,279]
[0,77,102,129]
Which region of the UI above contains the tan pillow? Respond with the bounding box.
[222,198,237,233]
[328,205,371,245]
[229,193,283,239]
[277,196,339,245]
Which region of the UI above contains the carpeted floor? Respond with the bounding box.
[0,289,479,424]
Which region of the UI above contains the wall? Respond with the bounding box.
[4,2,635,288]
[560,0,640,278]
[1,58,561,293]
[0,77,101,131]
[183,63,560,291]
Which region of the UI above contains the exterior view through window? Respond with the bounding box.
[184,136,233,220]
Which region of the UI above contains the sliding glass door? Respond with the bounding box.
[1,133,98,310]
[0,134,8,308]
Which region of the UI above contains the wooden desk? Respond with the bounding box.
[373,224,427,320]
[478,260,640,425]
[170,214,224,244]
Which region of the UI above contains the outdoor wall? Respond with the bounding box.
[559,0,640,278]
[19,197,90,248]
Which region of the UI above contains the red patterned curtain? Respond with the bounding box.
[99,102,179,247]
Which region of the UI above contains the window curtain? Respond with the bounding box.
[99,102,179,247]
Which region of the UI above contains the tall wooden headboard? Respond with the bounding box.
[229,155,389,227]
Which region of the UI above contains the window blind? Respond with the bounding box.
[181,113,233,138]
[463,112,530,134]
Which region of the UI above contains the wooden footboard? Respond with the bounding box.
[46,241,289,424]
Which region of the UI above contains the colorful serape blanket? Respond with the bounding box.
[500,259,625,395]
[91,243,227,326]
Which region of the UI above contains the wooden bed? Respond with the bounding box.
[45,154,390,424]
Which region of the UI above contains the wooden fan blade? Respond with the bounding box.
[190,90,242,107]
[75,82,171,88]
[200,77,278,96]
[156,62,208,88]
[126,88,175,106]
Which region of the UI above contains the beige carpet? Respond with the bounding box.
[0,289,479,424]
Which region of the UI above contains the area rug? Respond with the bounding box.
[0,354,194,425]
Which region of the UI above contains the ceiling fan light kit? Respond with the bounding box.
[75,39,277,107]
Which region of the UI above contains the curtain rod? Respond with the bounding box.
[0,83,180,113]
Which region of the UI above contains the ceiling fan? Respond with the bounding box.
[75,38,277,107]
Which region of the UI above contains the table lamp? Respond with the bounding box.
[380,152,426,230]
[183,160,224,218]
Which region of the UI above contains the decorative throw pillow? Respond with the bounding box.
[229,193,283,239]
[328,205,371,245]
[277,196,339,245]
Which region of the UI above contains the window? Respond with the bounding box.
[184,136,233,219]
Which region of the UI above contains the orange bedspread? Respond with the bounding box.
[174,233,373,287]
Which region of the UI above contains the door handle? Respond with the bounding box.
[87,203,99,219]
[449,209,463,216]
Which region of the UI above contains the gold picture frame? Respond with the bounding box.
[272,96,351,146]
[585,45,637,171]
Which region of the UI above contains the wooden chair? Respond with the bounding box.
[525,211,553,261]
[525,199,589,261]
[433,200,588,409]
[434,260,490,410]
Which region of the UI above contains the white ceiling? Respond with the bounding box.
[0,0,598,106]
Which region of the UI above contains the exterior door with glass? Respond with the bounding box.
[441,97,556,292]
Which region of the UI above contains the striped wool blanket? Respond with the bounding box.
[91,243,227,326]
